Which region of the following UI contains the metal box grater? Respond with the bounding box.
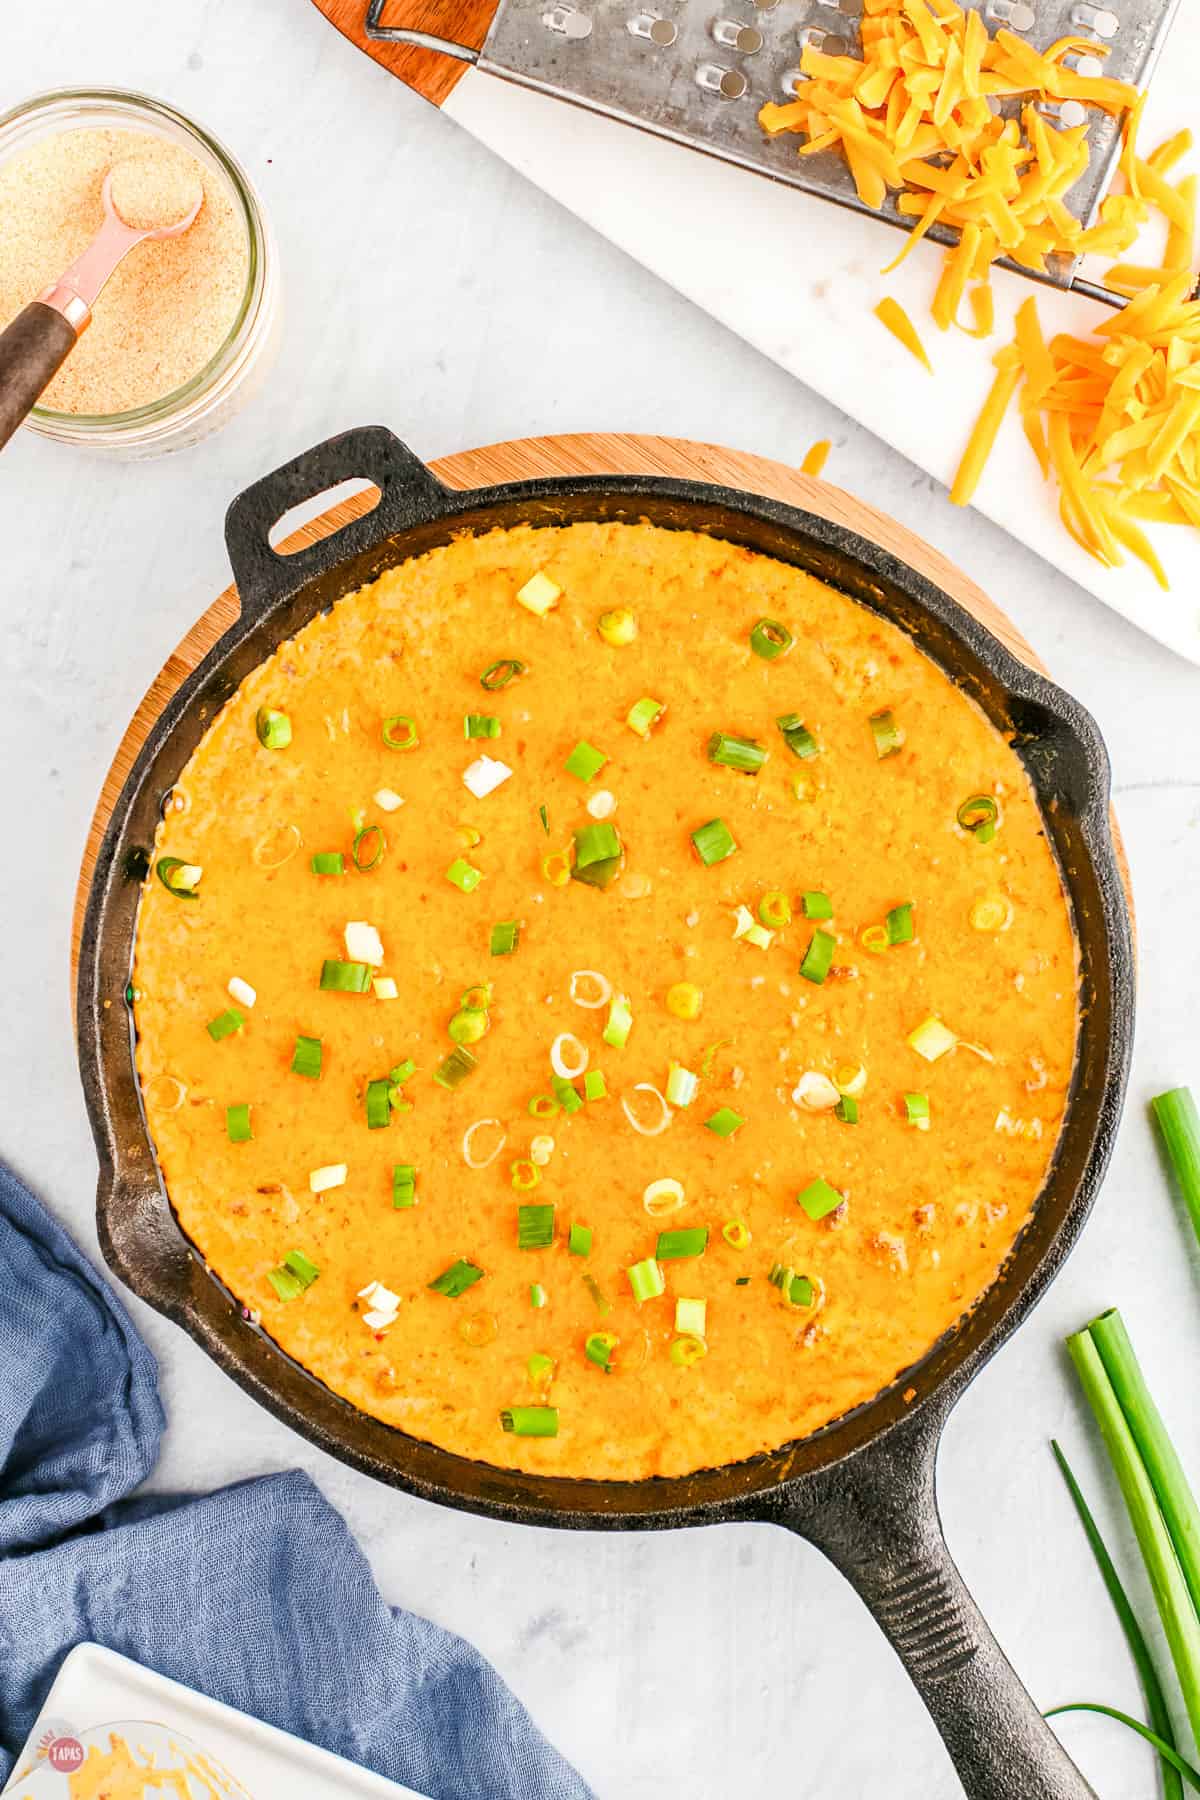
[367,0,1183,301]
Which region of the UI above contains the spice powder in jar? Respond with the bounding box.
[0,126,250,417]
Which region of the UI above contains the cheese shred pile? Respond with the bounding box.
[760,0,1200,585]
[951,128,1200,589]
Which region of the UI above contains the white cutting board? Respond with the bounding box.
[442,8,1200,664]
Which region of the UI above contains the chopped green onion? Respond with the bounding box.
[585,1331,617,1371]
[283,1249,319,1288]
[705,1107,743,1138]
[565,740,608,782]
[465,713,501,739]
[481,658,525,691]
[776,713,818,759]
[530,1282,548,1309]
[957,794,999,843]
[603,992,633,1049]
[382,714,418,751]
[393,1163,417,1208]
[722,1219,750,1249]
[291,1034,322,1079]
[538,804,550,835]
[750,618,793,660]
[460,984,492,1013]
[511,1159,538,1194]
[569,1223,593,1257]
[908,1016,957,1062]
[759,891,791,929]
[770,1263,814,1307]
[390,1057,416,1084]
[256,706,292,750]
[598,607,637,646]
[500,1406,558,1437]
[429,1258,484,1298]
[310,852,345,876]
[584,1070,607,1101]
[904,1092,931,1130]
[155,856,201,900]
[801,891,833,921]
[572,822,623,889]
[226,1103,252,1144]
[626,696,665,738]
[434,1045,478,1089]
[708,732,767,775]
[627,1258,665,1303]
[267,1266,302,1301]
[835,1094,859,1124]
[552,1076,584,1116]
[691,818,737,866]
[799,928,836,985]
[490,921,520,956]
[207,1008,243,1042]
[887,902,915,945]
[320,959,372,993]
[528,1352,555,1387]
[366,1079,392,1130]
[665,1063,699,1108]
[449,1009,489,1046]
[583,1273,610,1315]
[518,1204,555,1250]
[670,1334,707,1367]
[352,824,385,873]
[656,1227,708,1260]
[869,708,903,759]
[733,905,773,950]
[446,857,483,894]
[675,1296,707,1337]
[1152,1087,1200,1249]
[528,1093,560,1120]
[798,1177,844,1221]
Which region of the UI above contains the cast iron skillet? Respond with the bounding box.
[78,427,1134,1800]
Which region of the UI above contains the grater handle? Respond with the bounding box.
[764,1402,1098,1799]
[0,301,78,452]
[223,426,451,626]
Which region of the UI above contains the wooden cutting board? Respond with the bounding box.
[309,1,493,106]
[69,429,1087,983]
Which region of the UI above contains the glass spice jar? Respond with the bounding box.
[0,88,280,457]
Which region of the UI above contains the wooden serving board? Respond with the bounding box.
[309,1,494,106]
[70,429,1092,983]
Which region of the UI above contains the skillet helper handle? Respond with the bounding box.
[0,301,77,451]
[777,1408,1097,1800]
[224,425,450,626]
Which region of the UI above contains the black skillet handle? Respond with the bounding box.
[767,1403,1096,1799]
[0,301,77,451]
[223,426,450,626]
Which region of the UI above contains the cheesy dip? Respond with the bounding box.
[131,520,1078,1480]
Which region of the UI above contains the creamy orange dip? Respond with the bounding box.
[132,521,1077,1480]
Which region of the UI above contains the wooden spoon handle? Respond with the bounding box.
[0,302,77,451]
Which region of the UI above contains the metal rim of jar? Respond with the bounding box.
[0,87,275,445]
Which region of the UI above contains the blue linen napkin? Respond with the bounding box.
[0,1162,594,1800]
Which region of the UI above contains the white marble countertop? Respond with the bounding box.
[4,4,1200,1796]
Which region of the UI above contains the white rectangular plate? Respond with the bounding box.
[3,1643,427,1799]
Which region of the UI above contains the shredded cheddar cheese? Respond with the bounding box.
[800,438,832,477]
[874,296,934,370]
[760,0,1141,329]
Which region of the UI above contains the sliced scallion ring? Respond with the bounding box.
[480,658,525,691]
[382,713,419,751]
[750,618,793,660]
[352,824,385,872]
[156,856,201,899]
[957,793,1000,843]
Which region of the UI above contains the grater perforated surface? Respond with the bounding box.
[368,0,1182,295]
